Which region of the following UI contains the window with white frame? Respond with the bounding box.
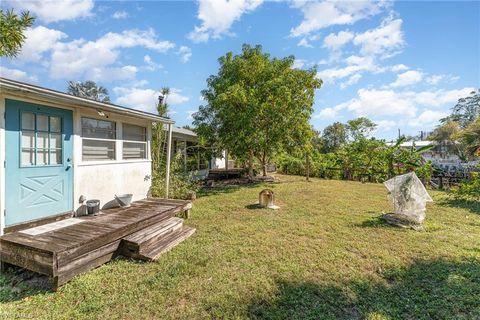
[81,117,116,161]
[122,123,147,159]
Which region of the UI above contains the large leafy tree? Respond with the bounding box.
[67,80,111,102]
[458,119,480,157]
[442,89,480,128]
[346,117,377,141]
[194,44,322,177]
[0,9,34,58]
[320,122,347,153]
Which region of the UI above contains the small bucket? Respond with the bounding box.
[86,199,100,215]
[115,194,133,207]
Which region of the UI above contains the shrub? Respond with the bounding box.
[453,172,480,201]
[150,152,199,200]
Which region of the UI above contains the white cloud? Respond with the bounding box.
[290,1,386,37]
[49,29,175,80]
[376,120,396,131]
[143,55,163,71]
[298,38,313,48]
[425,74,459,86]
[112,11,128,19]
[89,65,138,82]
[317,56,380,83]
[178,46,192,63]
[408,110,449,127]
[188,0,263,43]
[113,87,159,113]
[390,70,424,87]
[332,87,474,119]
[342,88,418,117]
[113,87,189,113]
[168,89,190,105]
[323,30,354,51]
[16,26,67,62]
[353,17,405,59]
[390,64,409,72]
[0,67,37,83]
[315,107,339,119]
[340,73,362,89]
[413,88,474,107]
[8,0,94,23]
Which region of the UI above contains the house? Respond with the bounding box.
[390,139,478,172]
[170,126,235,180]
[0,77,181,234]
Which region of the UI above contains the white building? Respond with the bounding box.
[0,78,176,235]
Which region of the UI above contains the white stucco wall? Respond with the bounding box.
[75,161,152,212]
[72,108,153,214]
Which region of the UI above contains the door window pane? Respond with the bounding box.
[50,116,61,132]
[21,131,35,149]
[37,132,49,149]
[36,149,49,165]
[21,149,35,166]
[37,114,48,131]
[49,150,62,165]
[50,133,62,149]
[21,113,35,130]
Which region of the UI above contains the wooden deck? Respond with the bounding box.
[0,198,193,289]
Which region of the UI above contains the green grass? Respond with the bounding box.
[1,175,479,319]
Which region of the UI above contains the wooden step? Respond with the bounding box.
[136,226,196,261]
[121,217,184,255]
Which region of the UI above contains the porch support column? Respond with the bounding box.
[165,123,173,199]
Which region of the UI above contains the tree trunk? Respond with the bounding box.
[262,152,267,177]
[248,151,254,180]
[305,152,310,181]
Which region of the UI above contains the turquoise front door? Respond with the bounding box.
[5,99,73,226]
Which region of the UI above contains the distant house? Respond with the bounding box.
[391,140,478,171]
[170,127,237,179]
[0,78,177,234]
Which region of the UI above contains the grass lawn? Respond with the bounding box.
[1,175,479,319]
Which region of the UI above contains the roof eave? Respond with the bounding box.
[0,77,174,124]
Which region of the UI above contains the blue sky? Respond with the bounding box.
[1,0,479,140]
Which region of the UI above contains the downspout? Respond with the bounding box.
[165,123,173,198]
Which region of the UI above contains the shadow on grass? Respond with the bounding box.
[0,256,145,302]
[247,258,480,320]
[245,204,263,210]
[0,265,51,303]
[438,198,480,215]
[354,215,404,230]
[197,182,276,198]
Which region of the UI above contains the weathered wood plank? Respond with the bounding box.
[56,203,186,262]
[57,240,121,270]
[121,218,183,253]
[54,251,116,289]
[0,232,68,253]
[136,227,196,261]
[0,240,54,275]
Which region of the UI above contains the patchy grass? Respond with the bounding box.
[1,175,479,319]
